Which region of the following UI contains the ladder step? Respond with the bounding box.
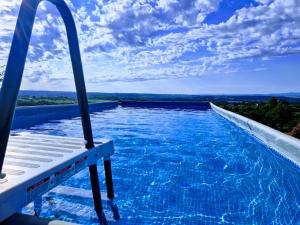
[24,195,115,223]
[49,186,113,202]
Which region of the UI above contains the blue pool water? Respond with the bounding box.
[21,106,300,224]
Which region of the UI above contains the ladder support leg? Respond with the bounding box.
[104,159,114,199]
[89,165,107,225]
[33,196,42,216]
[104,159,120,220]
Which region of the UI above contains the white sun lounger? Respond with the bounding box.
[0,0,120,224]
[0,132,114,222]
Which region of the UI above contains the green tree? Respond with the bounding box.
[217,97,300,139]
[268,97,278,107]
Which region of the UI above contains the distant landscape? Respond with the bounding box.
[17,90,300,105]
[218,98,300,139]
[12,91,300,139]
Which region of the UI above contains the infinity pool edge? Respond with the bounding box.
[210,102,300,168]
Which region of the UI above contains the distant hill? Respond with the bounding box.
[273,92,300,98]
[19,90,300,103]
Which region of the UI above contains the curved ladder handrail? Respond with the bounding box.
[0,0,94,174]
[0,1,115,223]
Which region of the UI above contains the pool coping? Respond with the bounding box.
[210,102,300,168]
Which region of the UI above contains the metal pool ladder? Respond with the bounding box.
[0,0,119,224]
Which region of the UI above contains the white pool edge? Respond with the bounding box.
[210,102,300,168]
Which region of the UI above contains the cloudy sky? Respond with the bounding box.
[0,0,299,94]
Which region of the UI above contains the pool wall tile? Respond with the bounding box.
[13,102,118,129]
[120,101,211,110]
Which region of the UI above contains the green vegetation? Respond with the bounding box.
[16,96,109,106]
[218,97,300,139]
[11,93,300,140]
[17,96,76,106]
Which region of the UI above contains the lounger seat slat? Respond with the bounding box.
[7,146,73,154]
[7,149,64,158]
[11,133,104,146]
[4,160,40,168]
[2,168,25,176]
[8,138,82,149]
[12,133,87,143]
[5,155,53,163]
[7,143,76,152]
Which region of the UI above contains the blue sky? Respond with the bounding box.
[0,0,299,94]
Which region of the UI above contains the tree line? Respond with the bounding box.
[218,97,300,139]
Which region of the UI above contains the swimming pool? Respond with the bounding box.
[20,106,300,224]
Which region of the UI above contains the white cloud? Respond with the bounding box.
[0,0,299,90]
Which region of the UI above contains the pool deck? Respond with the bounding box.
[210,103,300,168]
